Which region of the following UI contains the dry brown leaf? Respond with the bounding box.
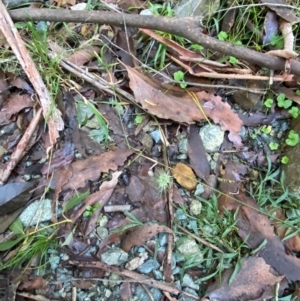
[62,148,133,191]
[18,276,48,291]
[126,66,243,147]
[219,188,300,281]
[0,94,35,126]
[84,171,122,235]
[121,224,173,252]
[188,124,210,181]
[259,237,300,281]
[46,149,133,193]
[207,257,284,301]
[66,46,100,66]
[172,162,197,191]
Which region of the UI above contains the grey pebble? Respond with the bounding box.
[101,248,128,266]
[137,259,160,274]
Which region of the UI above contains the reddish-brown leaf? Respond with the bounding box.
[48,148,134,191]
[121,224,173,252]
[0,94,35,126]
[126,66,243,147]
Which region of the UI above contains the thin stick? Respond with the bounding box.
[9,8,300,75]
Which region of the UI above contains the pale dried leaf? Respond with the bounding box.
[172,162,197,191]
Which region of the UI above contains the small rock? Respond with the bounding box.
[182,274,200,290]
[98,214,108,227]
[19,199,53,226]
[105,289,112,298]
[177,154,188,160]
[179,288,199,301]
[49,254,60,271]
[96,226,108,239]
[179,138,188,154]
[210,160,217,171]
[60,254,69,261]
[172,162,197,190]
[176,208,187,221]
[137,259,160,274]
[108,274,122,288]
[172,266,181,275]
[135,286,162,301]
[150,130,162,144]
[194,184,205,196]
[140,9,153,16]
[153,270,163,280]
[101,248,128,266]
[200,125,224,152]
[126,257,146,271]
[158,233,168,247]
[189,199,202,216]
[141,133,153,153]
[177,237,203,262]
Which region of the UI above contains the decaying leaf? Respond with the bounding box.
[0,94,35,126]
[207,257,285,301]
[259,237,300,281]
[84,171,122,236]
[121,224,173,252]
[220,189,300,281]
[172,162,197,191]
[66,46,100,66]
[48,148,134,191]
[188,125,210,181]
[126,66,243,147]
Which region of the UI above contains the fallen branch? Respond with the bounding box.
[9,8,300,75]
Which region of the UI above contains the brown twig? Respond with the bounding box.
[8,8,300,75]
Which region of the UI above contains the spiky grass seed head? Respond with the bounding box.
[153,168,172,192]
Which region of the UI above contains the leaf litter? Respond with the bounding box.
[1,0,300,300]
